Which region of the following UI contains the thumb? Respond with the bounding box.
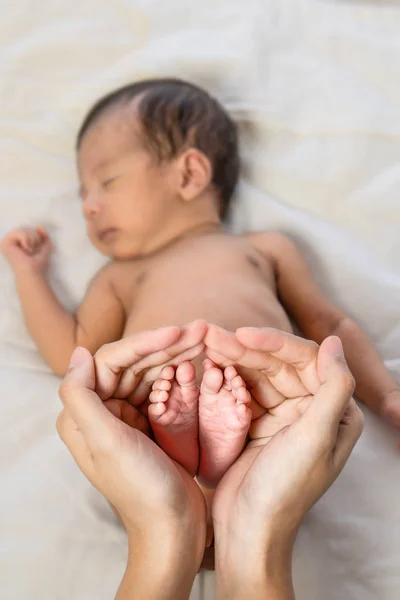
[66,347,96,392]
[303,336,356,434]
[59,347,112,436]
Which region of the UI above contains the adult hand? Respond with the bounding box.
[212,334,363,599]
[93,319,208,408]
[57,331,207,599]
[206,325,323,441]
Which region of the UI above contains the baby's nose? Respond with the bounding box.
[82,194,102,219]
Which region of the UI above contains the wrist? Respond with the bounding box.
[13,263,46,280]
[215,520,296,600]
[119,523,202,600]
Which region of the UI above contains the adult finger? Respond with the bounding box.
[56,408,96,482]
[206,325,308,398]
[236,327,320,393]
[59,347,114,440]
[94,326,182,399]
[123,341,206,406]
[235,365,286,410]
[302,336,356,436]
[105,321,207,400]
[332,399,364,470]
[103,399,152,437]
[205,325,285,371]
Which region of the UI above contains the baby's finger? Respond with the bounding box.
[16,231,33,253]
[36,226,48,238]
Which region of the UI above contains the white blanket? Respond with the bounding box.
[1,1,399,598]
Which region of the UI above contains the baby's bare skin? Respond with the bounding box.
[149,359,252,486]
[113,230,292,337]
[2,94,399,493]
[107,229,291,486]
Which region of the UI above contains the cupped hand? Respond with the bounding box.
[206,325,326,442]
[57,344,206,549]
[212,336,364,546]
[92,319,208,409]
[1,226,51,274]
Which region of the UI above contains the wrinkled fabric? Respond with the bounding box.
[0,1,399,598]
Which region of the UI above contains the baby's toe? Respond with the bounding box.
[149,389,169,404]
[235,385,251,405]
[231,374,244,390]
[148,402,167,419]
[160,365,175,380]
[201,366,224,394]
[224,365,238,381]
[152,378,172,392]
[176,361,196,385]
[202,358,216,372]
[236,402,252,425]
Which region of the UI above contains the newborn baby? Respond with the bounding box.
[2,78,399,487]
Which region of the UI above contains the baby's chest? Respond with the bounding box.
[117,251,278,334]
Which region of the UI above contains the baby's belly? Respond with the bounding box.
[122,282,293,337]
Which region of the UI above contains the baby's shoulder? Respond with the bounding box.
[240,230,291,256]
[89,259,140,290]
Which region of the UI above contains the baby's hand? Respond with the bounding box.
[1,226,51,274]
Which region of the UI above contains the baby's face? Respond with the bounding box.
[77,109,178,259]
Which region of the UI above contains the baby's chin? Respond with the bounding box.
[89,238,143,261]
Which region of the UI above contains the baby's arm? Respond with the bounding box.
[1,227,124,376]
[249,231,400,424]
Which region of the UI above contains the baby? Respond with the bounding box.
[2,78,399,488]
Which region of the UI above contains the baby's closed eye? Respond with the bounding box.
[102,175,121,190]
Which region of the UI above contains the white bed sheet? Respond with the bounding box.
[1,0,400,598]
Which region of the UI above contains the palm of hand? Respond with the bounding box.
[97,324,322,461]
[209,329,325,525]
[205,326,321,444]
[103,398,205,523]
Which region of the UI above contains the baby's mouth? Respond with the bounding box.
[97,228,118,241]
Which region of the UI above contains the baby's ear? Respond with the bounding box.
[177,149,212,202]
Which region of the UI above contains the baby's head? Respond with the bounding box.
[77,78,239,259]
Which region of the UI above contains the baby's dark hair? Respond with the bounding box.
[77,78,239,218]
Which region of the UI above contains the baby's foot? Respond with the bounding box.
[149,361,199,476]
[197,360,252,488]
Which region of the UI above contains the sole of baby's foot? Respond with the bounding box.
[149,361,200,476]
[197,360,252,488]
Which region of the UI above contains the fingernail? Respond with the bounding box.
[325,336,344,356]
[69,347,88,369]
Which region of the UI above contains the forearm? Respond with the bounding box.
[331,317,398,414]
[215,527,295,600]
[116,530,198,600]
[15,270,77,375]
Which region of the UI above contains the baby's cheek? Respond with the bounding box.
[86,231,110,256]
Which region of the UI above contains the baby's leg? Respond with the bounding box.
[197,360,252,488]
[149,361,199,476]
